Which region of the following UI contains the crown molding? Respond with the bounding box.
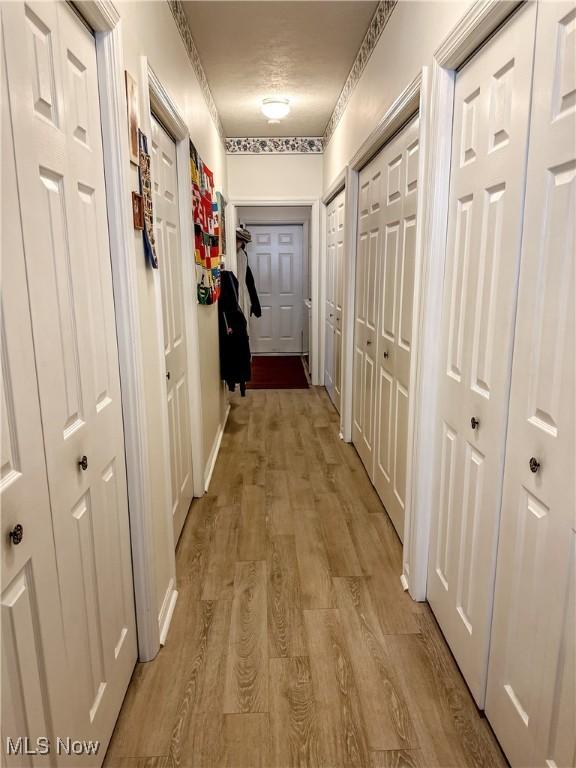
[226,137,324,154]
[323,0,397,147]
[167,0,225,142]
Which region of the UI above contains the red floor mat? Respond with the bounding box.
[247,355,309,389]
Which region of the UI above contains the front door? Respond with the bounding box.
[247,225,304,354]
[2,0,137,750]
[426,2,537,707]
[151,115,194,544]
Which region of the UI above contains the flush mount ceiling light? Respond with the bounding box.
[261,97,290,121]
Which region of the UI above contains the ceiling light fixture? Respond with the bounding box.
[261,97,290,121]
[267,119,281,125]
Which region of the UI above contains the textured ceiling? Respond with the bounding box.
[181,1,378,137]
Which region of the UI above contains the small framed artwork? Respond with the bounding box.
[125,71,139,165]
[132,192,144,230]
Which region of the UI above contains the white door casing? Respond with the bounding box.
[372,116,419,542]
[324,188,345,412]
[1,13,70,759]
[151,115,193,545]
[248,225,303,355]
[486,3,576,766]
[352,154,380,474]
[2,0,136,750]
[427,2,537,707]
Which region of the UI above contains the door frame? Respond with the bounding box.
[404,0,524,601]
[228,198,322,382]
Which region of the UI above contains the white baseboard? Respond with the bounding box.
[204,404,230,492]
[158,579,178,646]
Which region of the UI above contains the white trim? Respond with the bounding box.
[322,170,346,206]
[158,580,178,646]
[405,0,524,601]
[350,72,421,172]
[229,197,322,385]
[88,2,160,661]
[204,404,230,491]
[145,62,206,501]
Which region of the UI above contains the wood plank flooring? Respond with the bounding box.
[104,388,507,768]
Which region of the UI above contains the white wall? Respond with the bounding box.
[117,2,227,626]
[323,0,471,190]
[228,153,323,199]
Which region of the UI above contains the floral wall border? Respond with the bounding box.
[226,137,324,154]
[167,0,226,142]
[323,0,397,147]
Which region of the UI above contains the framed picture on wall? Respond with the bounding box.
[125,71,139,165]
[132,192,144,230]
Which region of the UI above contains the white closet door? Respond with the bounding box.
[324,200,336,400]
[333,191,345,412]
[373,116,419,541]
[248,226,303,354]
[151,116,193,545]
[353,155,381,473]
[1,19,70,759]
[486,3,576,766]
[324,189,345,412]
[427,1,537,706]
[3,0,136,749]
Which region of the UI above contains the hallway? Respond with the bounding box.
[104,388,506,768]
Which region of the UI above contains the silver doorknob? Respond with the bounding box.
[529,457,541,474]
[470,417,480,430]
[78,455,88,471]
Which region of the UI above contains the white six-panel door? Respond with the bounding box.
[353,118,419,535]
[372,116,419,542]
[486,3,576,766]
[2,0,137,753]
[353,156,380,471]
[426,2,537,707]
[1,15,70,759]
[324,188,345,412]
[151,115,193,545]
[248,225,303,354]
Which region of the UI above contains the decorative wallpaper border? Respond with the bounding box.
[225,137,324,154]
[167,0,226,142]
[323,0,397,146]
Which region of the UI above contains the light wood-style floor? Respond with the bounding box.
[104,387,507,768]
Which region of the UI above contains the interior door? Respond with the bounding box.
[333,190,345,412]
[426,1,537,707]
[352,155,380,474]
[324,200,336,400]
[151,115,194,545]
[372,116,419,541]
[486,4,576,766]
[1,19,70,760]
[2,0,137,751]
[248,225,303,354]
